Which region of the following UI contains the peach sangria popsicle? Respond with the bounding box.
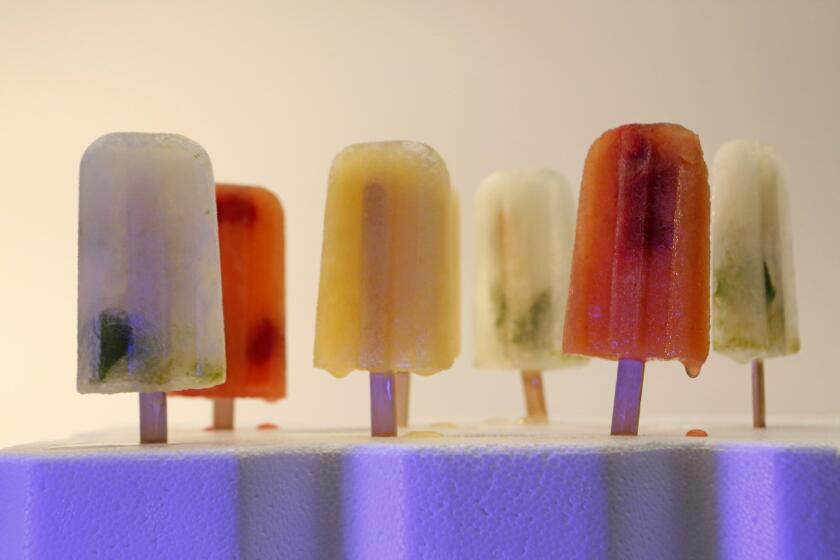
[563,123,710,435]
[174,184,285,429]
[314,141,460,436]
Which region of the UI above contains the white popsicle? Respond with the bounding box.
[77,133,226,394]
[712,140,800,363]
[474,169,586,371]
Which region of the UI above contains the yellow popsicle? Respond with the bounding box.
[314,141,460,377]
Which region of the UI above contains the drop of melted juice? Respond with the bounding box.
[516,416,549,425]
[684,362,702,378]
[258,423,279,431]
[401,431,444,439]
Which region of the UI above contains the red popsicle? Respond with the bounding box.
[563,123,710,434]
[174,184,285,427]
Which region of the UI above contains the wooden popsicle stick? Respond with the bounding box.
[213,397,235,430]
[751,359,766,428]
[139,392,168,444]
[610,359,645,436]
[370,371,398,437]
[521,370,548,423]
[395,371,410,427]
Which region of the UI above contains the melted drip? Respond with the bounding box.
[684,362,702,378]
[401,431,443,439]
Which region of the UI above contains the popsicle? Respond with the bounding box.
[563,123,710,435]
[78,132,226,443]
[712,140,799,427]
[173,184,286,429]
[474,169,587,422]
[314,141,460,436]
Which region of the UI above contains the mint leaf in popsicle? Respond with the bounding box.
[512,291,550,348]
[763,261,777,304]
[97,310,132,380]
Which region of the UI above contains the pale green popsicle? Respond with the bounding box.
[712,140,799,363]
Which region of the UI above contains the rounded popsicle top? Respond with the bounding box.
[591,123,703,154]
[476,169,571,197]
[475,170,578,223]
[82,132,212,170]
[712,139,783,174]
[215,183,284,227]
[329,140,451,190]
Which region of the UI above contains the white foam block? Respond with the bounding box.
[2,421,839,559]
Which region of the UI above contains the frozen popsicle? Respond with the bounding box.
[77,132,226,443]
[563,123,710,435]
[174,184,286,429]
[474,169,587,422]
[712,140,799,427]
[314,141,460,436]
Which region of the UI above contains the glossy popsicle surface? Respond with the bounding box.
[314,141,459,377]
[176,184,286,400]
[712,140,799,363]
[77,133,226,393]
[563,123,710,373]
[474,169,586,370]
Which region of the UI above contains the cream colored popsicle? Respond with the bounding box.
[475,169,586,370]
[712,140,799,428]
[77,133,226,398]
[474,170,586,421]
[314,141,459,435]
[712,140,799,362]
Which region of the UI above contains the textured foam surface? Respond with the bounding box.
[2,421,839,559]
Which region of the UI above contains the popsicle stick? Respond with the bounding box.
[139,392,167,444]
[395,371,410,427]
[370,371,397,437]
[521,370,548,423]
[213,397,235,430]
[751,359,766,428]
[610,359,645,436]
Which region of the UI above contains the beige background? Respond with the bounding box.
[1,1,838,448]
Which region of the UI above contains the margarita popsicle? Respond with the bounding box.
[712,140,799,427]
[474,169,586,421]
[563,123,710,435]
[314,141,460,436]
[174,184,286,428]
[77,132,226,443]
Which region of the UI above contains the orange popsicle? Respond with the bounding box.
[176,184,286,404]
[563,123,709,433]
